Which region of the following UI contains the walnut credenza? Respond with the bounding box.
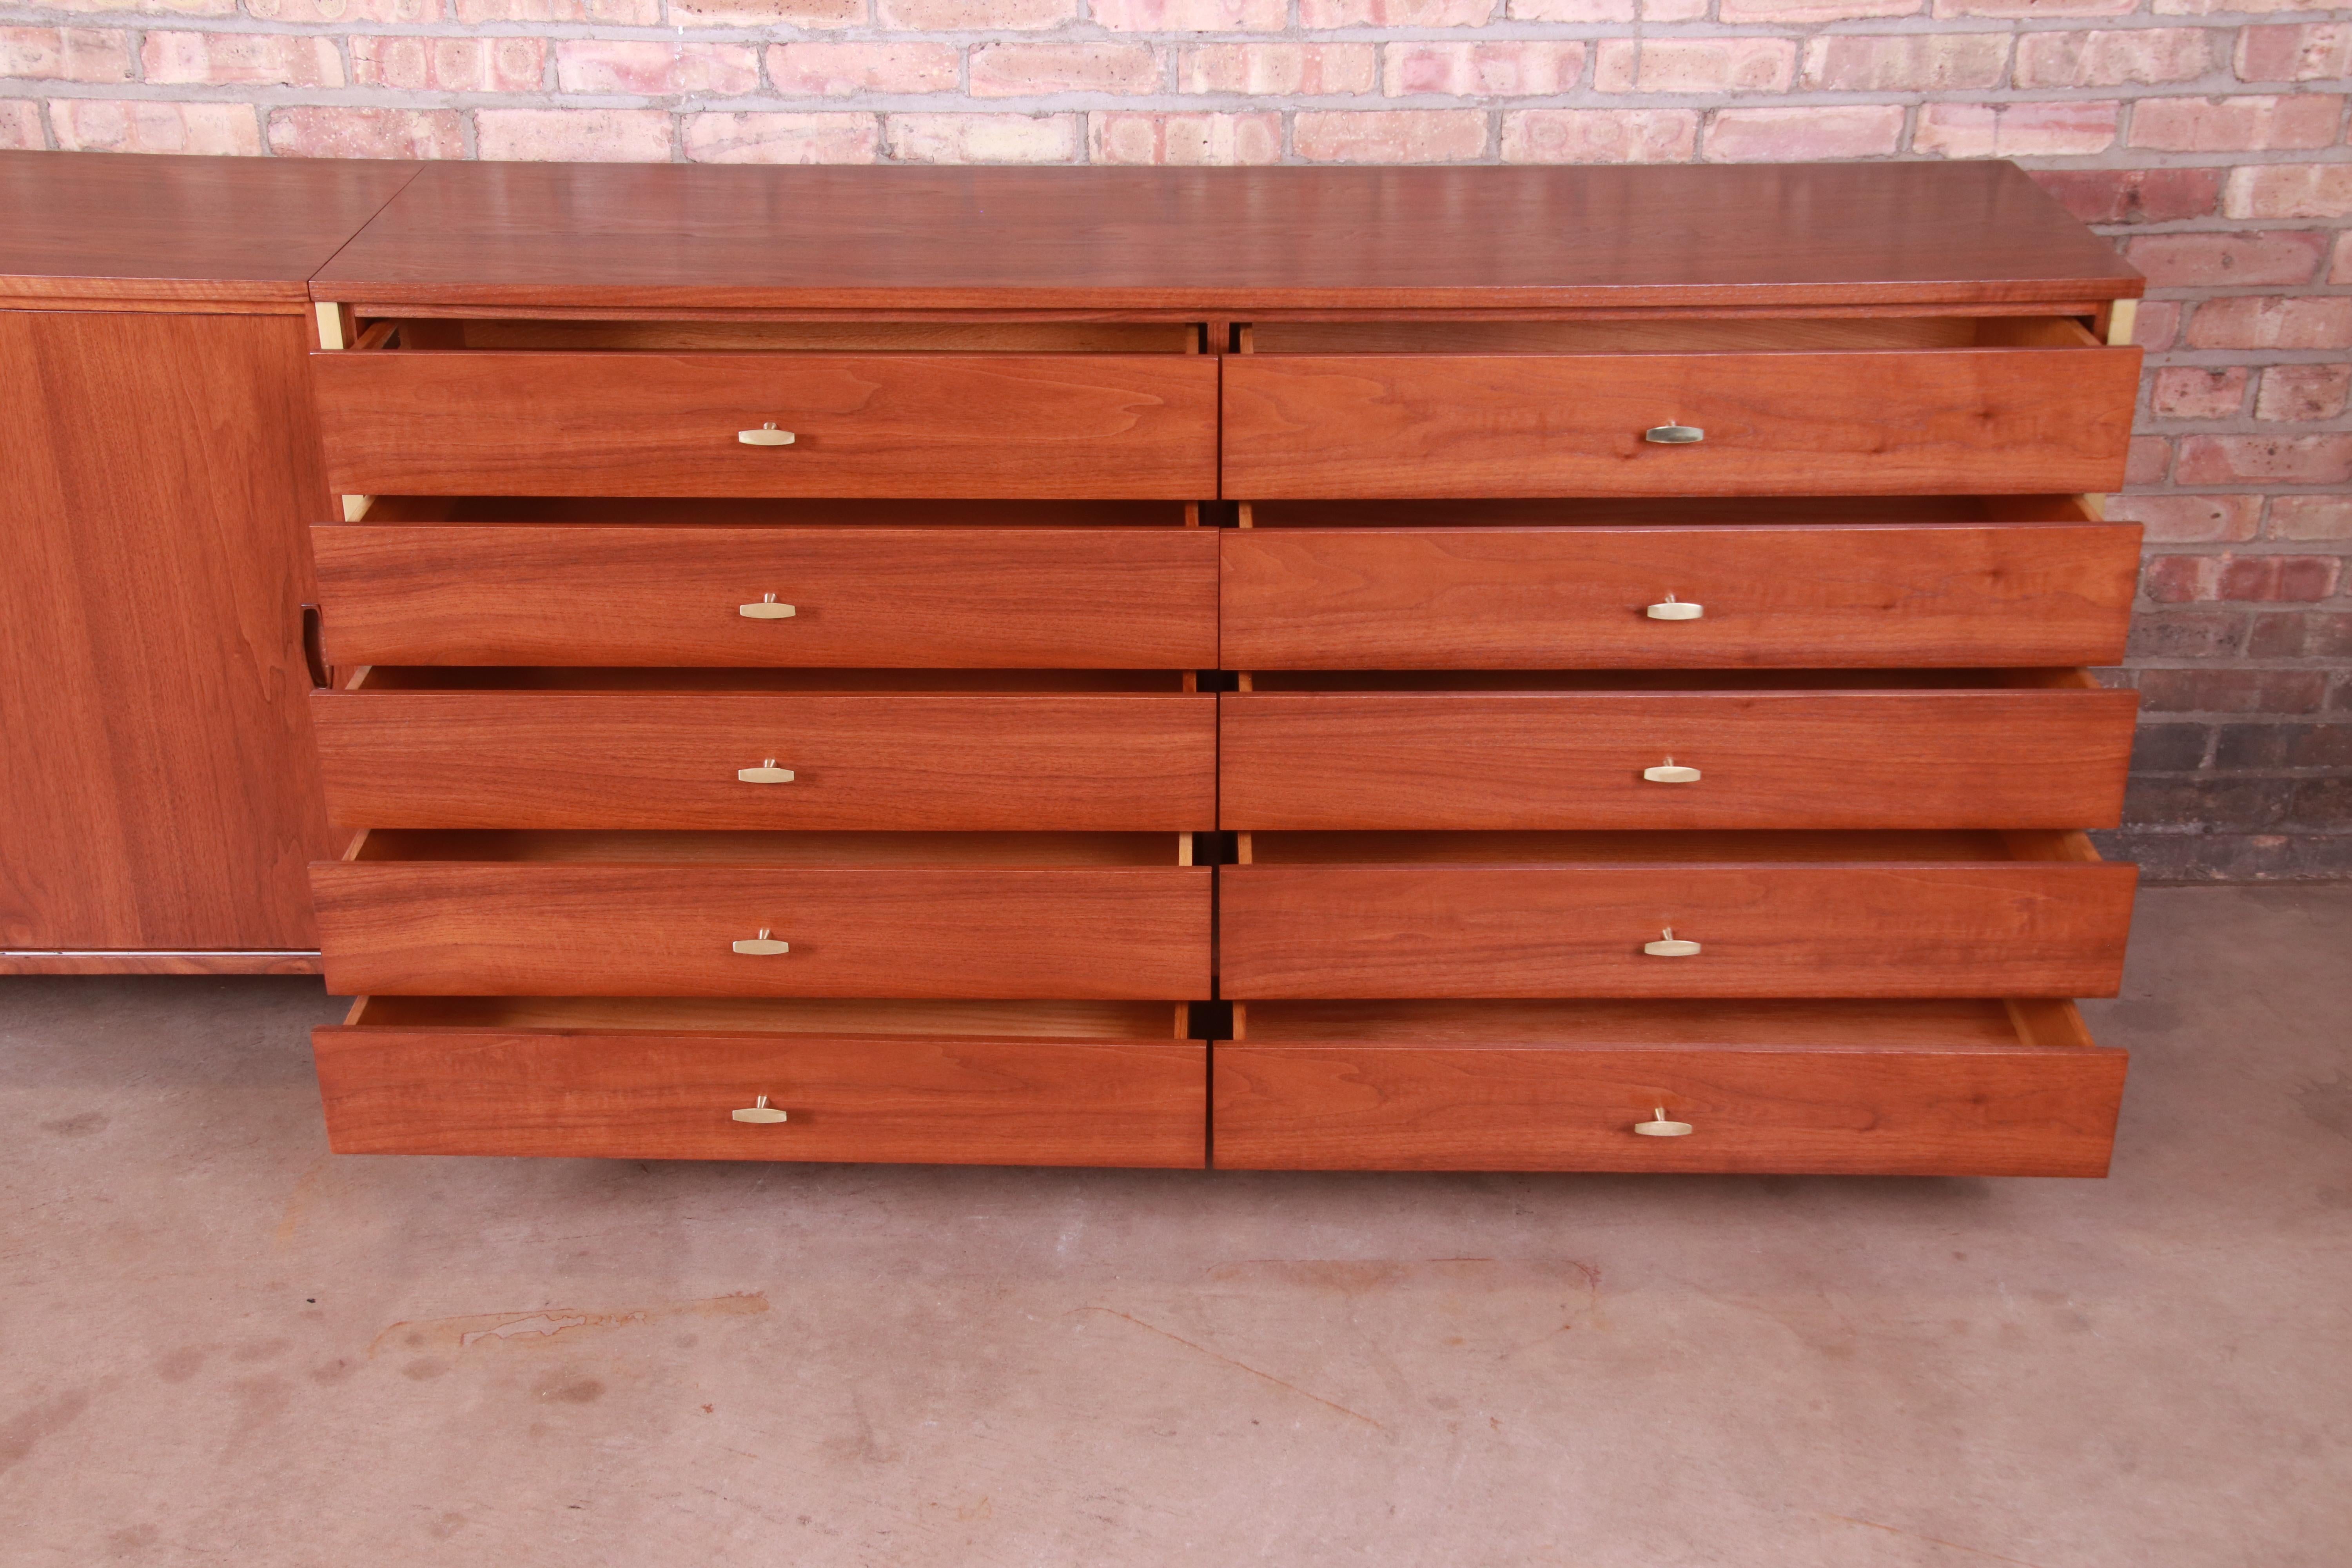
[290,160,2145,1176]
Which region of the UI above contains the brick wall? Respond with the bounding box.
[2,0,2348,878]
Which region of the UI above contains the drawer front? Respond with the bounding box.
[312,863,1210,998]
[314,526,1220,668]
[1220,690,2137,830]
[1213,1040,2125,1175]
[314,352,1220,499]
[315,1026,1206,1166]
[312,691,1216,830]
[1220,862,2136,999]
[1221,524,2140,670]
[1222,350,2140,498]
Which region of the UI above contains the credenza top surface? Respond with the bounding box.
[0,151,423,308]
[310,159,2140,314]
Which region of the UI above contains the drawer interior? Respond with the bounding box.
[1246,316,2102,355]
[363,318,1201,354]
[1245,828,2102,865]
[1242,495,2100,528]
[1233,996,2095,1049]
[341,994,1191,1039]
[349,497,1194,528]
[350,829,1190,867]
[345,666,1192,693]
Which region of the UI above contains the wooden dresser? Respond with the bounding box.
[296,160,2146,1176]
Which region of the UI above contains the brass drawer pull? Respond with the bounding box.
[1634,1107,1694,1138]
[1646,594,1702,621]
[732,928,790,956]
[732,1094,789,1125]
[1643,927,1702,958]
[739,593,796,620]
[737,758,795,784]
[1642,758,1701,784]
[739,422,795,446]
[1644,423,1704,445]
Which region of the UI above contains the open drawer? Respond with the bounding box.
[312,829,1209,999]
[316,996,1205,1166]
[1221,829,2135,999]
[1221,496,2139,670]
[1214,998,2125,1176]
[1223,316,2139,498]
[312,499,1215,669]
[1220,668,2137,831]
[312,668,1216,831]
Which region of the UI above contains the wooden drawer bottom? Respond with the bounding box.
[1215,999,2123,1176]
[316,997,1205,1167]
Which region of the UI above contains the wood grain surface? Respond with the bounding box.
[312,690,1216,830]
[314,525,1218,667]
[1211,1033,2125,1175]
[314,350,1219,499]
[1219,686,2138,830]
[1219,860,2136,998]
[314,1024,1207,1166]
[0,310,334,951]
[309,160,2141,312]
[312,861,1210,998]
[1222,347,2140,497]
[1220,523,2140,669]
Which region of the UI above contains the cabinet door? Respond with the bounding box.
[0,310,331,953]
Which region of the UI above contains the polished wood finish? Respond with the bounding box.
[316,1016,1207,1166]
[314,524,1218,667]
[1220,679,2137,831]
[1221,343,2140,498]
[311,161,2140,313]
[0,310,334,951]
[1214,998,2123,1175]
[0,151,418,310]
[312,686,1216,830]
[1221,516,2140,670]
[1220,853,2136,999]
[0,952,321,975]
[312,859,1209,998]
[313,351,1219,499]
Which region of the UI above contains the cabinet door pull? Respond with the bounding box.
[1643,927,1702,958]
[737,759,795,784]
[1634,1107,1695,1138]
[1644,423,1704,445]
[732,1094,789,1125]
[739,422,795,446]
[1645,594,1703,621]
[739,593,796,620]
[1642,758,1702,784]
[732,928,790,956]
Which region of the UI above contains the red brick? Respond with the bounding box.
[1385,41,1586,97]
[142,31,342,87]
[2015,28,2213,88]
[2185,296,2352,350]
[49,99,260,154]
[0,27,133,82]
[352,36,544,92]
[475,108,674,162]
[1294,110,1488,163]
[2128,437,2174,486]
[2129,611,2244,660]
[0,101,40,151]
[2334,233,2352,285]
[247,0,441,18]
[682,112,879,164]
[1508,0,1636,16]
[1599,38,1797,93]
[2236,23,2352,82]
[2126,230,2326,288]
[1502,109,1699,163]
[2257,364,2352,422]
[2132,299,2184,353]
[1800,34,2007,91]
[1915,100,2120,157]
[970,44,1160,98]
[1719,0,1918,19]
[883,113,1080,163]
[672,0,857,21]
[1093,0,1286,26]
[2226,163,2352,220]
[766,43,958,98]
[2029,167,2220,224]
[554,41,758,95]
[1178,44,1375,95]
[1704,105,1905,161]
[2108,493,2263,543]
[2136,668,2329,716]
[2269,495,2352,540]
[2176,434,2352,486]
[459,0,658,18]
[2130,94,2344,152]
[2152,366,2250,420]
[265,106,465,159]
[2245,612,2309,657]
[1934,0,2135,15]
[1299,0,1495,21]
[1089,111,1281,165]
[874,0,1069,25]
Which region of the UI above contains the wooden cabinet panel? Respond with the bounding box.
[312,690,1218,830]
[0,310,331,951]
[1220,686,2138,831]
[314,351,1220,499]
[312,861,1210,998]
[314,525,1219,668]
[1220,860,2136,998]
[1222,348,2140,498]
[316,1020,1207,1166]
[1220,523,2140,670]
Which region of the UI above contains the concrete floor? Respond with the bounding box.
[1,887,2347,1568]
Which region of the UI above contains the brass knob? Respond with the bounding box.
[739,422,795,446]
[1642,757,1702,784]
[1644,423,1704,445]
[739,592,797,620]
[1634,1107,1694,1138]
[1646,594,1703,621]
[731,928,789,956]
[732,1094,789,1125]
[1643,927,1702,958]
[737,759,795,784]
